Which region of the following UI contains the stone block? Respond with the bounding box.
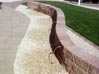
[76,67,89,74]
[65,57,89,74]
[65,59,72,72]
[88,65,99,74]
[74,55,89,71]
[65,49,74,61]
[69,70,76,74]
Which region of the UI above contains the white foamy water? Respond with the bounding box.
[14,5,69,74]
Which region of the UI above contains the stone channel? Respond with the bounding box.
[14,5,68,74]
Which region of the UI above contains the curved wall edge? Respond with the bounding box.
[4,1,99,74]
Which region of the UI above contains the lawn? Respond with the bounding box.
[39,1,99,46]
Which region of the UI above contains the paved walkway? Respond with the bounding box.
[0,5,30,74]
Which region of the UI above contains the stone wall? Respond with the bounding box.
[27,1,99,74]
[5,1,99,74]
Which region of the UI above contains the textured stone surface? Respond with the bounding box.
[88,65,99,74]
[66,50,74,61]
[65,59,72,72]
[74,55,89,71]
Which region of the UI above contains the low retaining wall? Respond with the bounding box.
[27,2,65,65]
[4,1,99,74]
[26,2,99,74]
[27,2,99,74]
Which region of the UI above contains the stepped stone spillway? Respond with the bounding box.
[14,5,68,74]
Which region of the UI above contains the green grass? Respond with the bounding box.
[39,1,99,46]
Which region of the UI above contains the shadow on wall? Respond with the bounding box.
[0,2,2,9]
[49,12,65,65]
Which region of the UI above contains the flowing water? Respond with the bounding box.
[14,5,69,74]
